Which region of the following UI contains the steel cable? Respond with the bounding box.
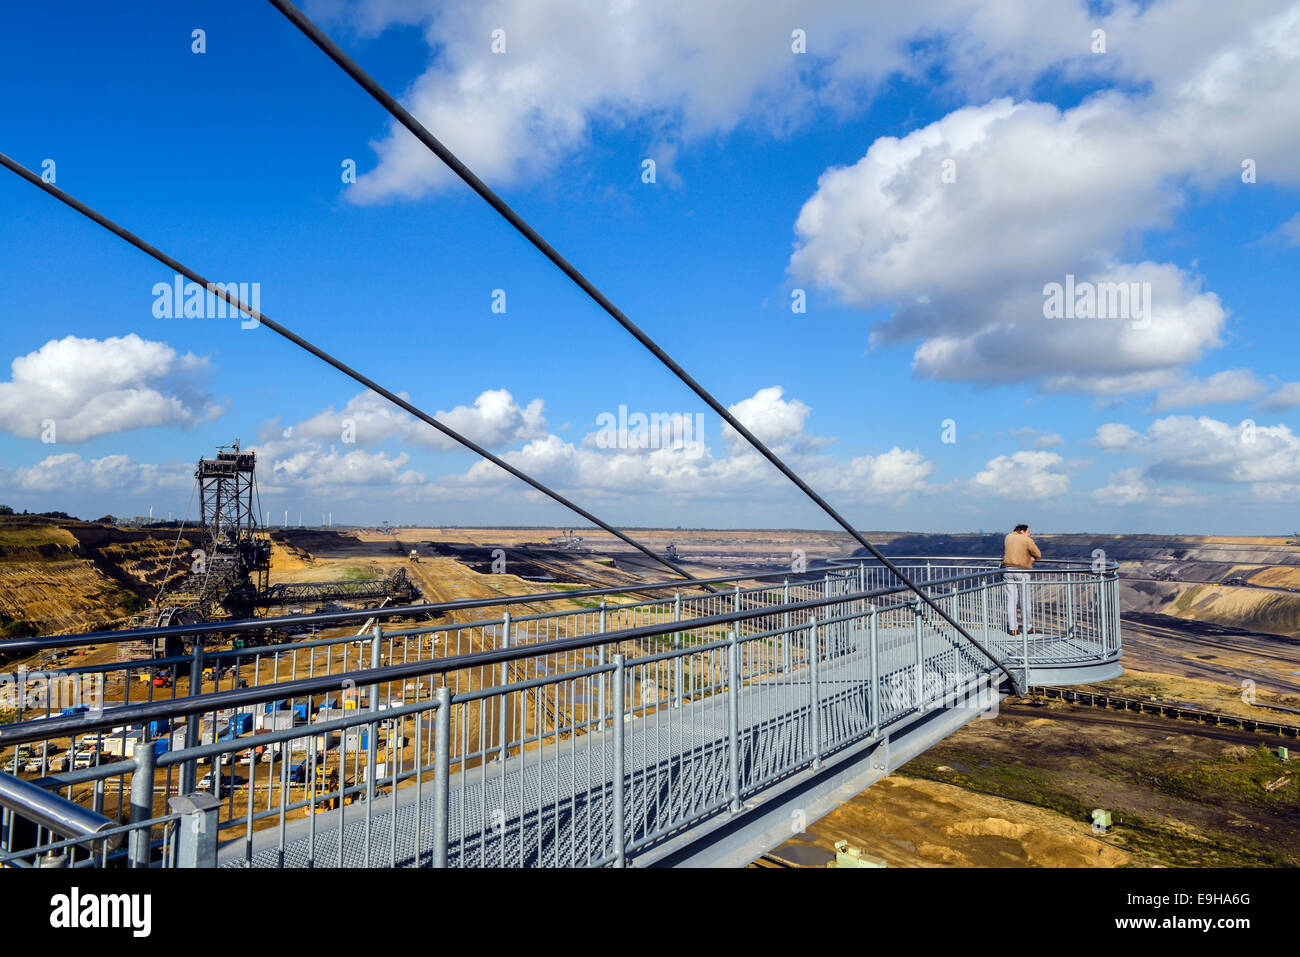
[265,0,1013,683]
[0,151,709,591]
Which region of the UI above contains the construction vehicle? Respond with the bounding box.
[152,672,172,689]
[314,765,339,792]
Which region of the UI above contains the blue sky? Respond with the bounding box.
[1,0,1298,534]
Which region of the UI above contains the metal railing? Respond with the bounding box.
[0,558,1120,867]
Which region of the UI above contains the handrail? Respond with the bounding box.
[0,568,1015,746]
[5,556,1115,653]
[2,562,858,652]
[0,770,115,841]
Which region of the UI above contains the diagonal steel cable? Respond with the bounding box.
[0,151,709,590]
[266,0,1014,682]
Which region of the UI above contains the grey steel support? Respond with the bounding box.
[1021,613,1030,694]
[497,611,511,759]
[1066,575,1076,642]
[913,598,924,713]
[188,639,205,695]
[597,600,608,730]
[0,772,113,864]
[611,654,626,866]
[869,605,879,735]
[727,633,742,810]
[781,579,791,674]
[182,644,203,796]
[672,591,682,707]
[980,577,990,648]
[366,626,381,811]
[432,685,450,867]
[168,792,220,868]
[809,619,822,769]
[128,744,156,867]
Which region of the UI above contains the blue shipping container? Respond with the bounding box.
[229,714,253,735]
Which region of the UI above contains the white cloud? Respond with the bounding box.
[720,385,831,454]
[1259,381,1300,412]
[787,4,1300,391]
[1272,212,1300,246]
[0,335,221,442]
[338,0,1136,203]
[12,453,190,494]
[814,447,934,497]
[1091,467,1207,507]
[970,451,1068,500]
[458,385,931,502]
[292,388,546,451]
[265,447,426,494]
[1093,415,1300,498]
[1141,416,1300,486]
[1150,369,1268,412]
[1093,423,1143,451]
[1093,467,1148,505]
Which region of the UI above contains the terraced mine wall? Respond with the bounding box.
[0,518,200,639]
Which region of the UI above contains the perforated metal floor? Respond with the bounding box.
[218,623,1103,867]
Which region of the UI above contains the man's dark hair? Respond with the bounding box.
[1013,524,1029,533]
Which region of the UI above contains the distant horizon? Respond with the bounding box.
[3,511,1294,542]
[2,2,1297,541]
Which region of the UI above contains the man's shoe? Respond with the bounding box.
[1008,628,1020,636]
[1027,628,1035,634]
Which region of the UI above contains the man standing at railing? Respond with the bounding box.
[1002,524,1040,635]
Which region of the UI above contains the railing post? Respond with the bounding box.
[612,654,626,865]
[980,576,990,647]
[869,606,879,736]
[782,579,791,674]
[128,745,156,867]
[672,590,682,708]
[1097,571,1109,655]
[809,619,821,769]
[1066,573,1076,642]
[1112,574,1121,656]
[497,611,511,759]
[181,641,203,796]
[857,562,867,652]
[432,685,450,868]
[732,584,741,646]
[913,598,924,712]
[168,792,220,868]
[1022,599,1030,693]
[727,631,743,808]
[366,625,381,808]
[597,600,608,730]
[188,638,205,694]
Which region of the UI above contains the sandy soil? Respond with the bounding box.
[775,775,1129,867]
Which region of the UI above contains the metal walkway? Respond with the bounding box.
[0,559,1122,868]
[221,624,1053,868]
